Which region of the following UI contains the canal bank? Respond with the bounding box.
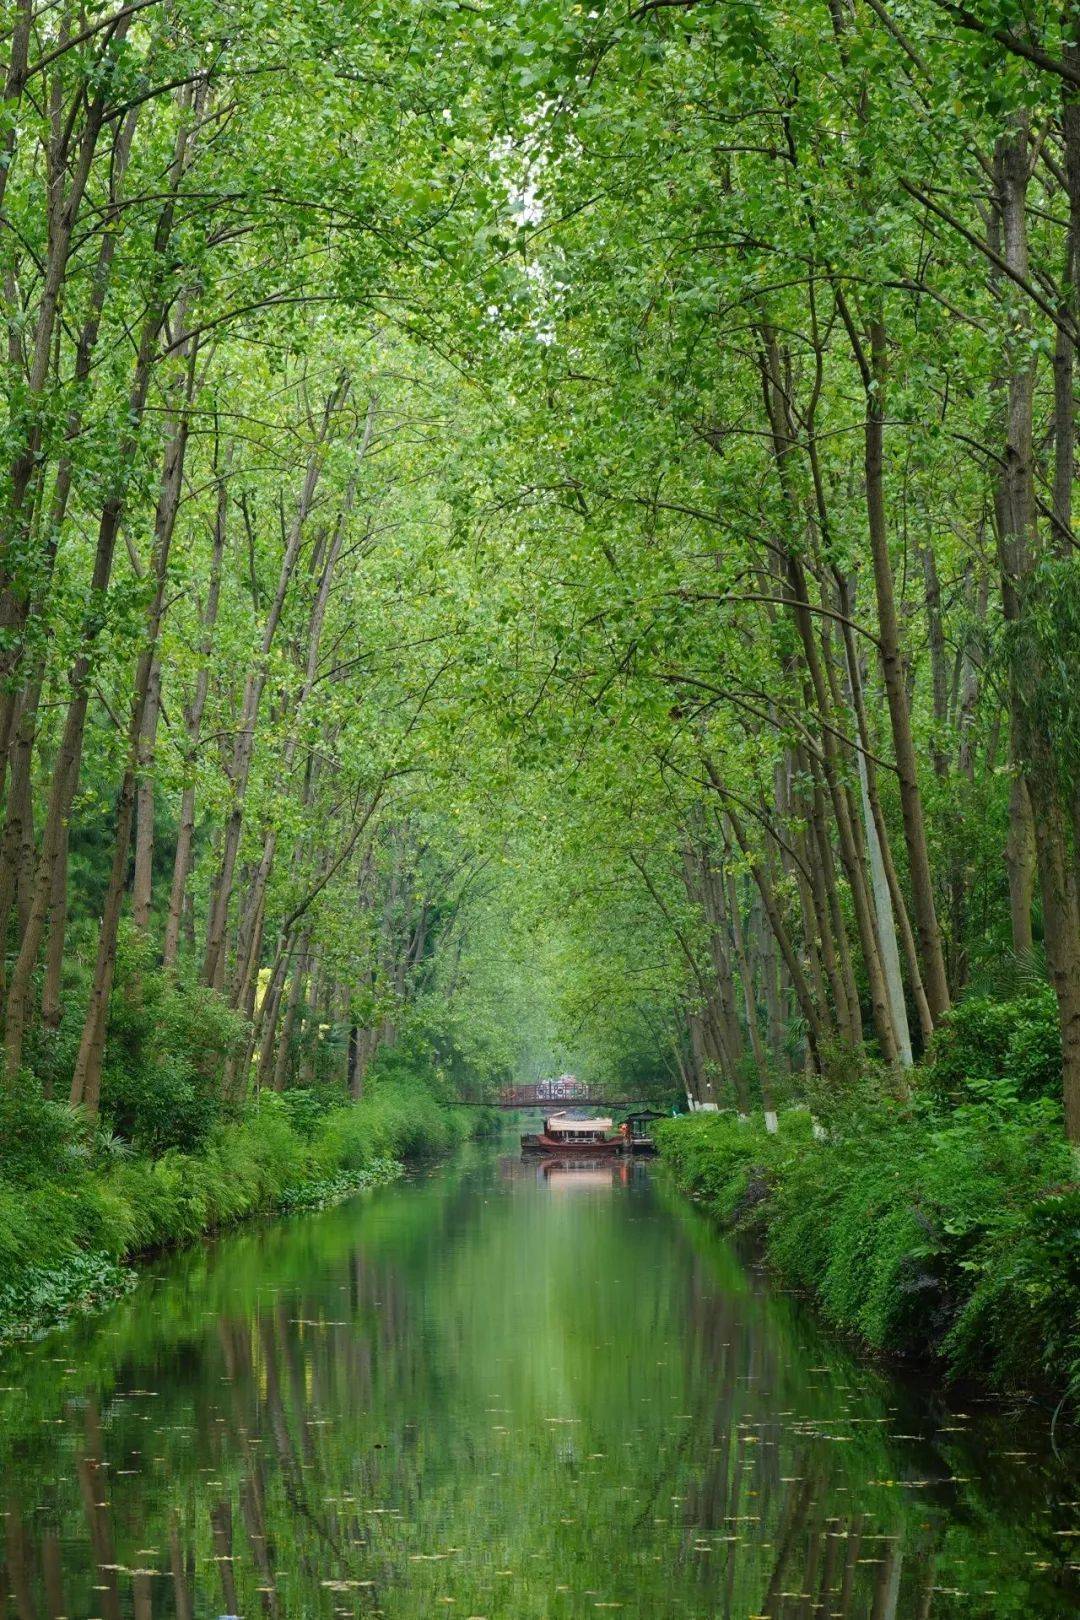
[0,1084,498,1346]
[654,1106,1080,1407]
[0,1136,1075,1617]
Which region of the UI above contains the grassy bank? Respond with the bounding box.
[656,1094,1080,1402]
[0,1078,499,1345]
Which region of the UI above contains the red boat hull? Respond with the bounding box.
[537,1135,622,1155]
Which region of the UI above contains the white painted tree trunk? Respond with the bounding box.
[855,736,913,1065]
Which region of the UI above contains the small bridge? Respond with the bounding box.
[495,1083,650,1110]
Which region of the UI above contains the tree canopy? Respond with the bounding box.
[3,0,1080,1139]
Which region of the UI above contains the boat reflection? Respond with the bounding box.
[537,1156,647,1190]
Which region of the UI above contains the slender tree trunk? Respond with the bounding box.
[1053,52,1080,553]
[695,849,752,1111]
[956,563,988,781]
[865,314,949,1022]
[220,895,267,1104]
[131,659,162,931]
[722,866,775,1121]
[253,943,291,1092]
[760,839,792,1071]
[272,934,311,1092]
[806,755,862,1040]
[757,329,898,1059]
[718,789,824,1069]
[797,568,898,1061]
[853,708,913,1065]
[299,951,323,1087]
[4,417,152,1076]
[162,454,229,967]
[202,379,351,988]
[839,584,931,1047]
[0,0,32,225]
[69,319,199,1111]
[995,115,1080,1140]
[0,685,39,961]
[0,35,132,769]
[836,297,950,1023]
[921,544,950,780]
[347,1020,363,1100]
[40,825,68,1032]
[3,98,193,1080]
[0,109,140,958]
[222,410,369,1011]
[688,1010,716,1107]
[1005,772,1037,957]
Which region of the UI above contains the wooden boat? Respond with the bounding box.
[536,1111,621,1155]
[619,1110,666,1155]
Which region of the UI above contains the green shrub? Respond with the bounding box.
[104,1048,219,1157]
[97,934,246,1155]
[927,987,1061,1104]
[276,1159,402,1211]
[0,1076,84,1183]
[946,1179,1080,1393]
[655,1112,775,1225]
[276,1085,341,1140]
[0,1252,136,1341]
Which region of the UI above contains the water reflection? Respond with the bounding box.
[534,1155,645,1190]
[0,1142,1076,1618]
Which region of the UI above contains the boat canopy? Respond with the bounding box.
[545,1112,613,1134]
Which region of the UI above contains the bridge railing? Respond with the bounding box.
[497,1082,603,1107]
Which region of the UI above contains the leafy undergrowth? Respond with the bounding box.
[0,1080,493,1345]
[0,1252,139,1345]
[656,1098,1080,1403]
[274,1157,403,1212]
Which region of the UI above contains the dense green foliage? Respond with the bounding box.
[0,1071,493,1342]
[927,985,1063,1105]
[657,1033,1080,1396]
[4,0,1080,1393]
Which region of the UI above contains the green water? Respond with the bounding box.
[0,1142,1076,1619]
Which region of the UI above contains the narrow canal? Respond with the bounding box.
[0,1139,1076,1619]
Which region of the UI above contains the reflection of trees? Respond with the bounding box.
[0,1159,1072,1618]
[170,1509,195,1620]
[77,1402,122,1620]
[5,1504,37,1620]
[759,1474,815,1617]
[240,1458,281,1619]
[210,1498,240,1615]
[132,1568,153,1619]
[43,1529,66,1620]
[838,1517,865,1619]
